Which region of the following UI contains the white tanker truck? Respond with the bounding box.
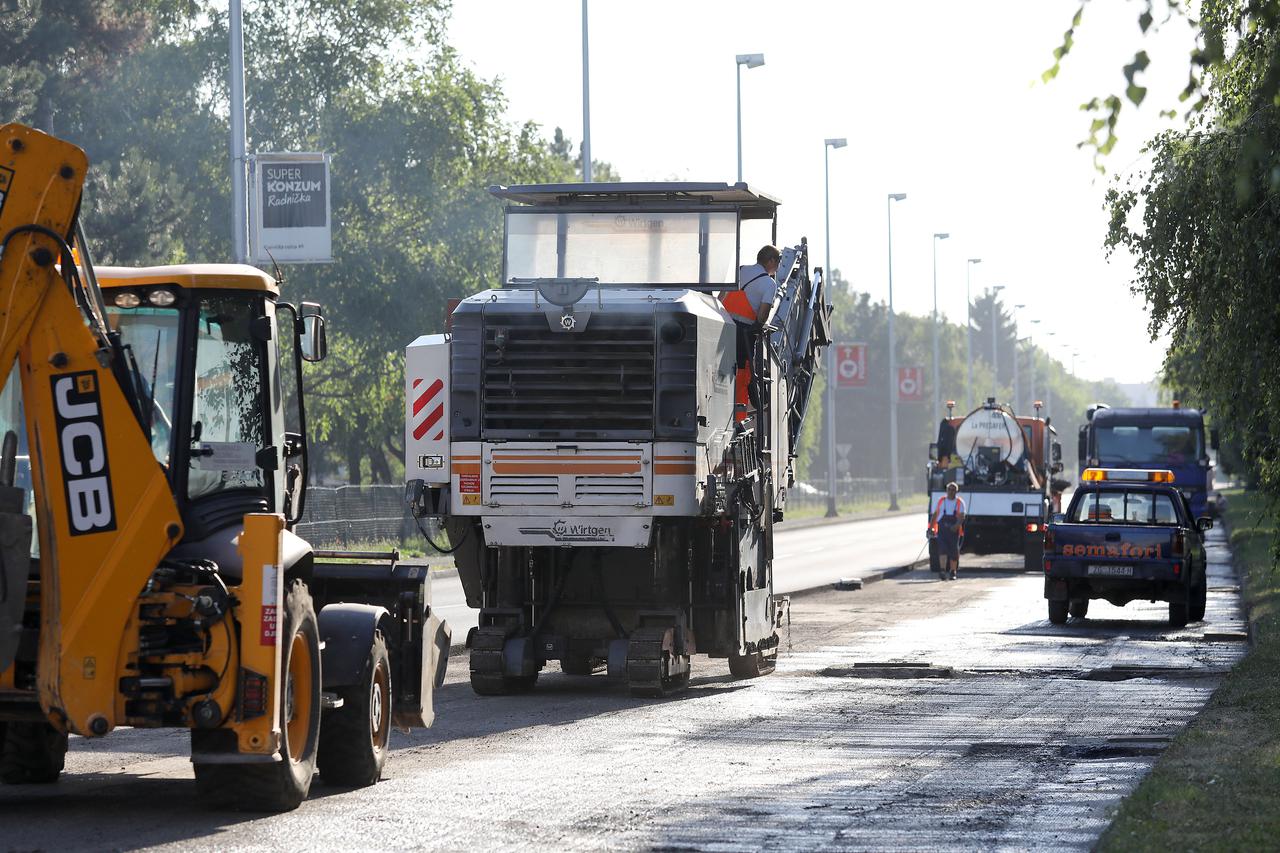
[928,398,1063,571]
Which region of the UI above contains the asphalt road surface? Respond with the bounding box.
[0,522,1245,851]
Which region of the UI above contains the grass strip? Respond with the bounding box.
[1098,487,1280,851]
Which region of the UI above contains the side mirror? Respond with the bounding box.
[299,301,327,363]
[1210,428,1220,450]
[1052,442,1062,462]
[928,442,939,462]
[1196,517,1213,532]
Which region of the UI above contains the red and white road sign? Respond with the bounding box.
[835,343,867,388]
[897,366,924,402]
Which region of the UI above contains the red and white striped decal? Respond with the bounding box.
[411,377,445,441]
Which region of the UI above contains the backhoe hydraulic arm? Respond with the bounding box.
[0,123,182,737]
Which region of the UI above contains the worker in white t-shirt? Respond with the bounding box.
[722,246,782,421]
[732,245,782,324]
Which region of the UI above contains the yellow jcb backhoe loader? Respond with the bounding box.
[0,123,449,811]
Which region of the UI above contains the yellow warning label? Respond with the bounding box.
[655,494,674,506]
[462,494,481,505]
[77,374,95,394]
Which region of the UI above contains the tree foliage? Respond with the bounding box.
[1,0,616,483]
[1104,3,1280,496]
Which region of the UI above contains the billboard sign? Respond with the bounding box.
[251,152,332,264]
[835,343,867,389]
[897,366,924,402]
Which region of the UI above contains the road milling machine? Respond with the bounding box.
[927,398,1064,571]
[405,182,831,697]
[0,124,448,811]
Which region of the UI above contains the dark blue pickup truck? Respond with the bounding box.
[1043,468,1212,627]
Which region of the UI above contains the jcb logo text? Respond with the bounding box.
[52,372,116,535]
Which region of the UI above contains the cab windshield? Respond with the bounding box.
[1095,424,1203,467]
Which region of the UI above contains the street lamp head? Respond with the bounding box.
[968,257,982,265]
[1015,303,1026,309]
[934,232,950,240]
[888,192,907,201]
[992,284,1006,293]
[824,137,847,149]
[736,53,765,68]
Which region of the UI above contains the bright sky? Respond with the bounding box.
[445,1,1198,385]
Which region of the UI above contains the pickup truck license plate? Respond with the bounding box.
[1087,564,1134,577]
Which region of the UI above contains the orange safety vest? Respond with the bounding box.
[720,290,755,421]
[721,289,756,322]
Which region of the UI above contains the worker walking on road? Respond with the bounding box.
[932,482,966,581]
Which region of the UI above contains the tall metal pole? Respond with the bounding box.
[931,233,949,427]
[966,258,981,410]
[229,0,248,264]
[887,193,906,511]
[990,284,1005,399]
[822,138,846,517]
[1029,319,1039,408]
[736,63,743,183]
[1012,303,1025,411]
[581,0,592,182]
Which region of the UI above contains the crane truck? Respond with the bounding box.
[927,398,1063,571]
[0,124,449,810]
[405,182,831,697]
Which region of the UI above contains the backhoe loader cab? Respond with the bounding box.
[0,125,447,811]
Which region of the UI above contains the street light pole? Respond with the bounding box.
[1013,303,1025,411]
[581,0,592,182]
[735,54,765,183]
[990,284,1005,399]
[1029,319,1040,409]
[887,192,907,511]
[932,233,949,427]
[822,138,847,518]
[966,258,981,410]
[228,0,248,264]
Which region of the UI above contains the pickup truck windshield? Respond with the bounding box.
[504,210,738,285]
[1095,424,1202,466]
[1070,490,1180,525]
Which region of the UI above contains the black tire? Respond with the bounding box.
[1190,577,1207,623]
[0,721,67,784]
[1048,599,1069,625]
[1069,599,1089,619]
[317,632,391,788]
[1169,597,1189,628]
[560,655,605,676]
[729,641,777,679]
[195,580,321,812]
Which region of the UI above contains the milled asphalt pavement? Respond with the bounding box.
[0,522,1245,851]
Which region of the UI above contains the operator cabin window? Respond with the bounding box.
[188,295,266,499]
[1071,491,1179,524]
[104,305,180,468]
[504,211,738,285]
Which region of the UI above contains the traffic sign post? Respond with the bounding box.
[836,343,867,389]
[898,366,924,402]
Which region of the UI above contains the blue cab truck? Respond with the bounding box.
[1043,468,1212,627]
[1078,404,1219,517]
